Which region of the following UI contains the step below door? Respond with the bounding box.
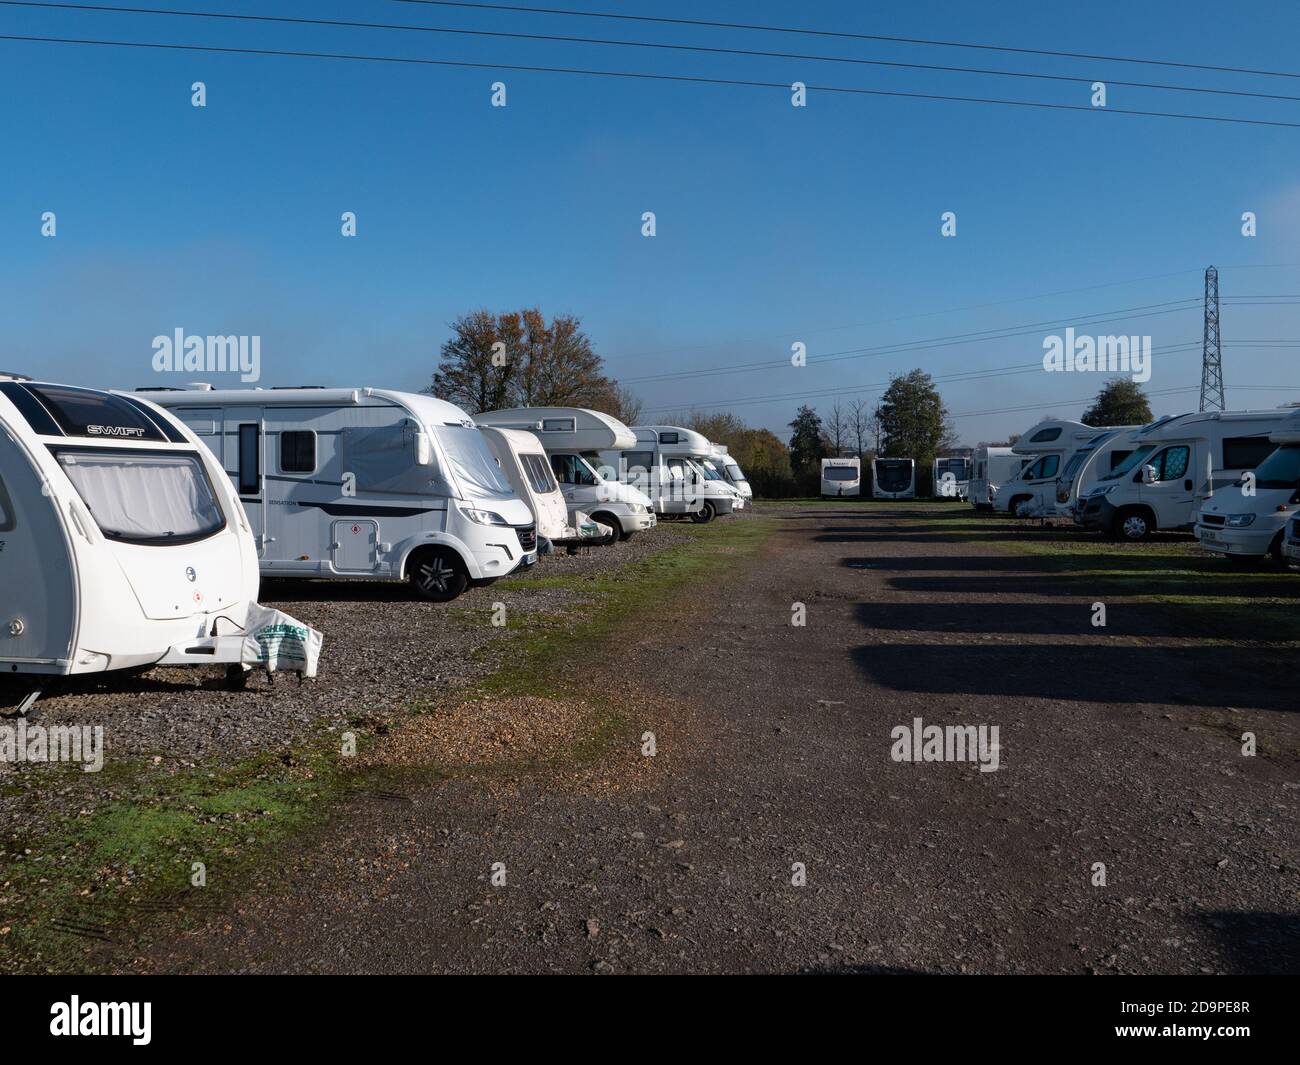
[332,519,378,572]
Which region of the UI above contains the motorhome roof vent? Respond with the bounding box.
[136,386,184,392]
[185,382,215,391]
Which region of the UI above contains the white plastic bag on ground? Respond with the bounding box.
[241,604,323,677]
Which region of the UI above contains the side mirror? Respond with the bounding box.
[412,430,432,466]
[1141,464,1157,485]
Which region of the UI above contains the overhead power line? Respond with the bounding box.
[395,1,1300,82]
[3,32,1300,128]
[7,2,1300,104]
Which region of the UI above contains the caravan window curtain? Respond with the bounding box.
[56,449,225,544]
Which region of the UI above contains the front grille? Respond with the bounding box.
[515,524,537,552]
[1201,513,1226,527]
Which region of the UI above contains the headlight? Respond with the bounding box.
[1225,513,1257,528]
[460,507,510,526]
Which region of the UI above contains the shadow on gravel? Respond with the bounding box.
[801,963,929,974]
[1193,911,1300,975]
[261,579,422,604]
[850,644,1295,712]
[841,554,1210,574]
[854,601,1207,639]
[883,572,1300,600]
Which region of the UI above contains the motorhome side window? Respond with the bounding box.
[238,424,260,496]
[541,418,576,433]
[550,454,595,486]
[622,450,654,473]
[1029,427,1062,443]
[1026,455,1059,479]
[658,432,680,445]
[1151,446,1190,481]
[280,430,317,474]
[1223,436,1277,470]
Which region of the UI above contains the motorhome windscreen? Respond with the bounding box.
[696,461,723,481]
[23,384,169,442]
[1251,444,1300,490]
[1104,444,1157,480]
[435,425,515,499]
[824,467,858,481]
[877,462,911,490]
[54,448,225,544]
[725,462,745,483]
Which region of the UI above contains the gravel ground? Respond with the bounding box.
[113,503,1300,974]
[0,518,697,841]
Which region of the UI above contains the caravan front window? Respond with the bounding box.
[55,449,225,545]
[435,425,515,498]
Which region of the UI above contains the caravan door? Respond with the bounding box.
[232,410,268,557]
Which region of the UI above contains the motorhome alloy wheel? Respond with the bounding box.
[409,548,469,602]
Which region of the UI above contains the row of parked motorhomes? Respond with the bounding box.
[975,407,1300,564]
[0,375,752,714]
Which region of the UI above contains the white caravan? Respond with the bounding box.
[480,426,603,552]
[1194,408,1300,563]
[150,386,537,601]
[475,407,656,540]
[599,425,738,523]
[932,455,972,500]
[968,446,1029,511]
[711,444,753,500]
[0,376,320,716]
[1077,409,1291,541]
[994,420,1134,516]
[821,457,861,497]
[872,458,916,499]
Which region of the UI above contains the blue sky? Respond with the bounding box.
[2,0,1300,443]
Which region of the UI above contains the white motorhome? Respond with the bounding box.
[968,446,1029,511]
[698,445,746,510]
[872,458,916,499]
[711,444,753,500]
[0,376,319,715]
[150,386,537,601]
[994,420,1134,516]
[821,457,861,497]
[1055,424,1160,518]
[480,426,603,552]
[932,454,972,500]
[1194,408,1300,563]
[598,425,737,523]
[475,407,656,539]
[1077,409,1291,541]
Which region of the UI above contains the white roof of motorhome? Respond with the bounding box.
[823,457,860,465]
[143,386,476,426]
[1269,408,1300,444]
[1012,420,1129,455]
[1141,408,1292,442]
[633,425,712,455]
[476,407,636,450]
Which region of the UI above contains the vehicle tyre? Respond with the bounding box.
[690,501,716,524]
[1008,495,1032,517]
[1116,507,1153,542]
[588,512,620,546]
[408,547,469,601]
[224,664,250,691]
[1268,532,1287,567]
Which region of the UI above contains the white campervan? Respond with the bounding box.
[601,426,738,523]
[994,420,1134,516]
[698,445,746,510]
[1077,409,1291,541]
[150,386,537,601]
[821,457,861,497]
[475,407,656,540]
[711,444,753,500]
[1194,408,1300,563]
[1055,424,1159,519]
[480,426,601,553]
[872,458,916,499]
[0,376,319,715]
[968,446,1029,511]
